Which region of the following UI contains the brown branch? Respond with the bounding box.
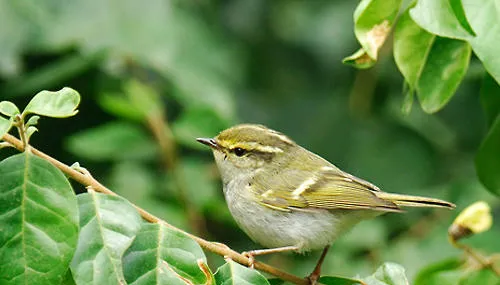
[1,133,310,285]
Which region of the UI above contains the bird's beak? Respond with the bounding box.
[196,138,219,149]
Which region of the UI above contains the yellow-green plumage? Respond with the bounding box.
[198,124,455,252]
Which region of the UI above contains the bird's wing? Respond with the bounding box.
[252,166,401,212]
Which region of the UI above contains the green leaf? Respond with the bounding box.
[65,121,158,161]
[25,125,38,141]
[61,270,77,285]
[401,85,414,115]
[0,152,79,285]
[267,278,285,285]
[342,49,377,69]
[393,9,435,89]
[98,79,164,123]
[123,223,210,285]
[394,8,471,113]
[409,0,475,40]
[463,0,500,85]
[0,101,19,117]
[449,0,476,36]
[123,79,163,118]
[98,92,145,122]
[23,87,80,118]
[70,191,142,285]
[480,73,500,126]
[319,276,364,285]
[25,115,40,127]
[353,0,402,59]
[214,260,270,285]
[363,263,409,285]
[0,116,13,139]
[416,37,471,113]
[414,258,462,285]
[475,115,500,195]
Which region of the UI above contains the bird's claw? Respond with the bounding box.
[307,274,320,285]
[241,251,256,269]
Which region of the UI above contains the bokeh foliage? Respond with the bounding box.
[0,0,499,284]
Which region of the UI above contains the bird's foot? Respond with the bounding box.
[307,272,320,285]
[241,251,256,269]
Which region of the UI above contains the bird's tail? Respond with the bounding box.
[376,192,455,209]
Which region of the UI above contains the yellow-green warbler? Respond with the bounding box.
[197,124,455,284]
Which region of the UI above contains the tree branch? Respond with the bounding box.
[1,133,310,285]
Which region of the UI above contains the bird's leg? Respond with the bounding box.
[307,245,330,285]
[242,245,299,269]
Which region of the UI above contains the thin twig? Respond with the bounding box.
[449,235,500,277]
[1,133,310,285]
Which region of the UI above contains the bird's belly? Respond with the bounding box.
[224,183,369,252]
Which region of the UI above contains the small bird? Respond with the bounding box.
[197,124,455,284]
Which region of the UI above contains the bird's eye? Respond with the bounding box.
[233,147,246,157]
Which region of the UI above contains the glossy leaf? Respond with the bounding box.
[409,0,474,40]
[0,116,12,139]
[65,121,158,161]
[0,152,79,285]
[416,37,471,113]
[0,101,19,117]
[23,87,80,118]
[214,260,270,285]
[463,0,500,85]
[480,73,500,126]
[25,125,38,141]
[393,9,435,89]
[70,191,142,285]
[410,1,500,84]
[123,223,210,285]
[352,0,402,59]
[61,270,77,285]
[475,115,500,196]
[394,8,471,113]
[25,115,40,127]
[449,0,476,36]
[363,263,409,285]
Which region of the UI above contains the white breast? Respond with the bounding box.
[223,178,372,252]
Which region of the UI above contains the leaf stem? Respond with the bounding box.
[449,235,500,276]
[13,114,28,148]
[1,133,311,285]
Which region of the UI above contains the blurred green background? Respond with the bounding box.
[1,0,498,281]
